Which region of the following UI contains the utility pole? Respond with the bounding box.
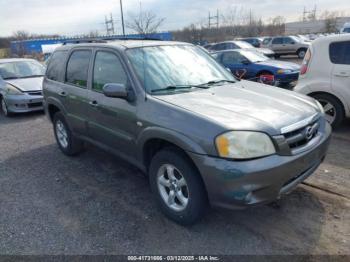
[105,13,115,35]
[208,9,219,29]
[120,0,125,37]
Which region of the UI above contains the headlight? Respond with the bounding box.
[277,69,292,74]
[5,84,22,95]
[215,131,276,159]
[315,100,325,114]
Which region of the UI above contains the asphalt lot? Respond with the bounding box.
[0,109,349,255]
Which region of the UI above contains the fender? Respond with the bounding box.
[136,126,207,163]
[45,96,67,120]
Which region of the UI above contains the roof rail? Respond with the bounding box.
[62,38,108,45]
[102,36,163,41]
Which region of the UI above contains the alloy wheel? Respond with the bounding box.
[55,120,69,148]
[157,164,189,212]
[1,98,8,116]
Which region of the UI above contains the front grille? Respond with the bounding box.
[283,121,319,150]
[28,91,42,96]
[28,102,43,108]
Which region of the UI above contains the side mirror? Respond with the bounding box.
[103,83,128,99]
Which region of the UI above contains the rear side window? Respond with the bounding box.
[272,38,283,44]
[46,51,68,82]
[66,50,92,88]
[93,51,127,92]
[329,41,350,65]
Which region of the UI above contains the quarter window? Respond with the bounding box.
[66,50,91,88]
[93,51,127,92]
[46,51,68,82]
[329,41,350,65]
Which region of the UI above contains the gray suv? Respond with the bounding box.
[262,36,310,59]
[43,40,331,225]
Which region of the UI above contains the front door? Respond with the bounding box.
[87,49,137,158]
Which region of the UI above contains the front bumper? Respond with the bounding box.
[275,72,299,89]
[189,122,331,210]
[5,93,44,113]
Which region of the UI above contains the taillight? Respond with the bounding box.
[300,49,311,75]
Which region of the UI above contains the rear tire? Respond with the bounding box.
[149,148,208,225]
[312,93,345,128]
[53,112,84,156]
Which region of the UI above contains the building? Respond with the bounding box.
[10,32,173,56]
[285,17,350,34]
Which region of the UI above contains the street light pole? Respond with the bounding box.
[120,0,125,37]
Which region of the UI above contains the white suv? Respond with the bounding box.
[294,34,350,127]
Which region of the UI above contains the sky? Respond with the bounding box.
[0,0,350,37]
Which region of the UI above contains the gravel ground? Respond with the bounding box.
[0,111,349,255]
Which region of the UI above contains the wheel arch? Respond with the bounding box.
[137,127,207,171]
[309,91,347,116]
[46,97,67,122]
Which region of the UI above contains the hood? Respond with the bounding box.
[256,60,300,71]
[154,80,320,134]
[6,77,44,92]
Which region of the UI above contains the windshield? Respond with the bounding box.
[290,36,301,43]
[235,41,254,49]
[240,50,269,63]
[126,45,235,93]
[0,61,45,80]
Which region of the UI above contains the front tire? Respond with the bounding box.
[149,148,208,225]
[312,93,345,128]
[53,112,84,156]
[297,48,307,59]
[1,97,11,117]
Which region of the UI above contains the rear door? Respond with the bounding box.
[330,40,350,107]
[87,49,137,158]
[63,49,92,136]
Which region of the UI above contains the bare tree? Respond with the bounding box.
[127,11,165,35]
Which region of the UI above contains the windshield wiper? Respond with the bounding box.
[21,75,44,79]
[3,76,20,80]
[151,84,208,93]
[200,80,236,86]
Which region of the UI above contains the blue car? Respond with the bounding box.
[212,49,300,88]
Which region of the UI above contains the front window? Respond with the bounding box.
[126,45,235,93]
[0,61,45,80]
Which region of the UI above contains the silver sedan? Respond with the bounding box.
[0,58,45,116]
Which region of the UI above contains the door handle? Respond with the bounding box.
[59,91,67,97]
[334,72,350,77]
[89,100,99,107]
